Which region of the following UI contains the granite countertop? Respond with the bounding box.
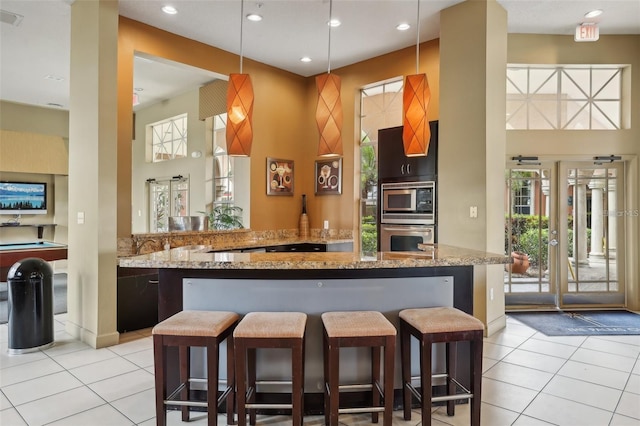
[207,236,354,251]
[118,244,511,270]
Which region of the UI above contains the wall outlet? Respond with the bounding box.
[470,206,478,218]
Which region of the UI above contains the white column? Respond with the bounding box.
[573,184,589,265]
[66,0,119,348]
[607,182,617,259]
[588,180,605,259]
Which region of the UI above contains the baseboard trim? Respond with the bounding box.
[486,314,507,336]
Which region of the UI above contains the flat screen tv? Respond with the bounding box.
[0,181,48,215]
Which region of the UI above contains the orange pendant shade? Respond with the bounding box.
[402,73,431,157]
[226,73,254,156]
[316,73,343,157]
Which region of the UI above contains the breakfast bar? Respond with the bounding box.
[119,244,508,410]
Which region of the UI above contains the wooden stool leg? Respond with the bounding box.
[236,339,247,426]
[323,331,330,426]
[400,321,412,421]
[153,335,167,426]
[292,340,303,426]
[383,335,395,426]
[247,348,257,425]
[446,342,457,416]
[371,346,380,423]
[471,337,483,426]
[301,336,306,423]
[420,337,432,426]
[179,345,190,422]
[328,338,340,426]
[207,339,219,426]
[226,338,235,426]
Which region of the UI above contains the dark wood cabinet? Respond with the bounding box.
[117,267,158,332]
[378,121,438,181]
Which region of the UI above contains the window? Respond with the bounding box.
[507,65,624,130]
[359,78,403,255]
[149,113,188,162]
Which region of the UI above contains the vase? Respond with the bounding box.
[299,194,309,238]
[510,251,529,274]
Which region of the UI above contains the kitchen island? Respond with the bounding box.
[119,244,508,411]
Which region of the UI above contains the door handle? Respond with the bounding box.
[406,163,411,174]
[401,164,405,174]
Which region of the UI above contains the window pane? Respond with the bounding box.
[593,69,620,99]
[508,65,623,130]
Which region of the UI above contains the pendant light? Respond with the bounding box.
[316,0,343,157]
[402,0,431,157]
[226,0,254,156]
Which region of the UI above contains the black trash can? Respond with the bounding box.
[7,257,54,354]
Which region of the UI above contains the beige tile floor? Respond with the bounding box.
[1,314,639,425]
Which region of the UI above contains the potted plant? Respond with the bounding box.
[510,251,529,274]
[200,205,244,230]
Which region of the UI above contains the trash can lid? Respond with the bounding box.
[7,257,53,280]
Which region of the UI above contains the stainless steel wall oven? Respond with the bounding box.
[379,181,436,251]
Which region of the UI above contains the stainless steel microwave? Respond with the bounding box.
[381,181,435,225]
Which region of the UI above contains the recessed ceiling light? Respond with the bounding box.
[328,19,341,27]
[134,87,144,92]
[584,9,603,18]
[396,23,410,31]
[246,13,262,22]
[300,57,312,63]
[162,5,178,15]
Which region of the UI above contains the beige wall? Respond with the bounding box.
[439,0,508,333]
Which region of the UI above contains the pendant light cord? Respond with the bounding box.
[327,0,333,74]
[415,0,420,74]
[240,0,245,74]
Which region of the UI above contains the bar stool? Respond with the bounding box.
[152,310,239,426]
[399,307,484,426]
[321,311,396,426]
[234,312,307,426]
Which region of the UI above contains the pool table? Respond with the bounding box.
[0,242,67,281]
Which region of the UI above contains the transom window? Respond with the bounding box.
[149,113,188,162]
[507,65,624,130]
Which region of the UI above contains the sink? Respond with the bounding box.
[168,216,208,231]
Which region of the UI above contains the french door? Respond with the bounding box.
[505,161,626,309]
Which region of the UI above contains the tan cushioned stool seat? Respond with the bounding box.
[152,310,239,337]
[234,312,307,338]
[399,307,484,334]
[322,311,397,338]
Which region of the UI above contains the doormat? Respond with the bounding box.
[508,310,640,336]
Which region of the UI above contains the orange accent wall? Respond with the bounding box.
[117,17,440,236]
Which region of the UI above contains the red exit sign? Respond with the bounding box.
[575,23,600,42]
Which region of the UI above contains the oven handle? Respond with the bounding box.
[380,226,433,232]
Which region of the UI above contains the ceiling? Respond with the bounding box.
[0,0,638,111]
